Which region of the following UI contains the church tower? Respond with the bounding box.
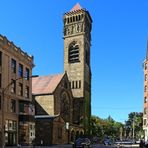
[63,3,92,134]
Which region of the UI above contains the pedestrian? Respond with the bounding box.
[17,144,21,147]
[139,140,144,148]
[32,138,35,148]
[41,139,43,145]
[145,141,148,148]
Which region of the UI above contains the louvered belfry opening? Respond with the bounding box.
[68,42,79,63]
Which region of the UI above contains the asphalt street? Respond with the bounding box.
[5,144,139,148]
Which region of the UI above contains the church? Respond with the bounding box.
[32,3,92,145]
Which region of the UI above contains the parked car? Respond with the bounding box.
[114,140,122,145]
[72,137,91,148]
[103,139,112,145]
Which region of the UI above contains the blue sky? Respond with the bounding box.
[0,0,148,123]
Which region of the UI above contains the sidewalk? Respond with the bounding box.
[6,144,73,148]
[114,144,139,148]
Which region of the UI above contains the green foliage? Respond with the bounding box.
[125,112,144,140]
[90,112,144,143]
[90,115,123,143]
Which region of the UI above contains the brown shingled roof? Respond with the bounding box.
[70,3,82,12]
[32,73,64,95]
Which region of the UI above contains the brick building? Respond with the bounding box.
[0,35,35,146]
[32,3,92,145]
[143,43,148,141]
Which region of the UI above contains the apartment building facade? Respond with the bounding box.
[0,35,35,146]
[144,45,148,141]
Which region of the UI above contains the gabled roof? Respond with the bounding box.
[32,73,64,95]
[70,3,82,12]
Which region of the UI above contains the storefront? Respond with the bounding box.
[5,120,17,146]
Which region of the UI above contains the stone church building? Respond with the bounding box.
[32,3,92,145]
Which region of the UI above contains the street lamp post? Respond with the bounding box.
[66,122,70,144]
[120,127,123,141]
[1,75,38,148]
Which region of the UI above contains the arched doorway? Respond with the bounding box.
[76,131,79,139]
[71,130,75,142]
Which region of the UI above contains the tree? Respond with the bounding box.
[90,115,123,143]
[125,112,144,140]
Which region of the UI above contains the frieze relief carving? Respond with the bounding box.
[64,23,84,36]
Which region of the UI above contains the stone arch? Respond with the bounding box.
[68,41,80,63]
[80,130,84,137]
[60,91,70,122]
[76,130,80,139]
[70,130,75,142]
[66,39,82,48]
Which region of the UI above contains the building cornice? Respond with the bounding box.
[0,34,34,67]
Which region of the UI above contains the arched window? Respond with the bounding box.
[145,63,147,70]
[68,42,79,63]
[145,97,148,103]
[144,108,147,114]
[60,92,70,122]
[73,16,75,22]
[70,17,72,23]
[78,15,81,21]
[145,74,147,81]
[145,85,147,92]
[67,18,69,24]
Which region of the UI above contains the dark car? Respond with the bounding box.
[73,137,91,148]
[103,139,112,145]
[104,140,111,145]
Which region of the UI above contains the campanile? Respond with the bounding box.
[63,3,92,134]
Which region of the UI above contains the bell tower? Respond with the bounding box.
[63,3,92,134]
